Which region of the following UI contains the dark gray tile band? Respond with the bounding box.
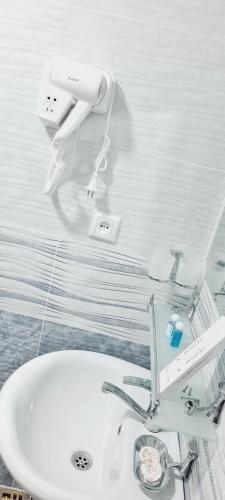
[0,310,42,389]
[38,319,150,369]
[0,310,43,488]
[0,460,13,488]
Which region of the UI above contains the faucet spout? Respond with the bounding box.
[102,381,161,432]
[102,381,147,420]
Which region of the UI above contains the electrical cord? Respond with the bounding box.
[86,74,115,199]
[86,135,110,198]
[44,137,66,195]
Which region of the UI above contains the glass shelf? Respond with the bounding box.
[149,297,217,440]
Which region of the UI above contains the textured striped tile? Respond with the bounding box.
[0,226,149,343]
[99,0,225,40]
[0,226,57,318]
[42,238,150,343]
[0,3,99,235]
[84,14,225,171]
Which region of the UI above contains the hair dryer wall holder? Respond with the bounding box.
[38,57,114,133]
[38,57,114,194]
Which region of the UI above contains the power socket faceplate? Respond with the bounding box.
[38,83,74,128]
[89,211,121,243]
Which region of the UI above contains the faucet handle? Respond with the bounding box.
[123,376,151,391]
[168,448,198,481]
[207,381,225,424]
[179,450,198,480]
[218,381,225,396]
[183,381,225,425]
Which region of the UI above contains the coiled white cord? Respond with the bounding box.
[44,137,66,195]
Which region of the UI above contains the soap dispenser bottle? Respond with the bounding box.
[165,313,180,338]
[170,321,184,348]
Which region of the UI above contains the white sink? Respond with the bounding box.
[0,350,184,500]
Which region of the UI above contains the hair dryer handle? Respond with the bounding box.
[55,100,92,140]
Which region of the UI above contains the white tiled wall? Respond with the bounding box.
[0,0,225,308]
[99,0,225,40]
[1,1,225,323]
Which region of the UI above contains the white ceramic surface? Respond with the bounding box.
[0,350,183,500]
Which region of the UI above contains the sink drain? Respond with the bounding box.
[71,451,93,471]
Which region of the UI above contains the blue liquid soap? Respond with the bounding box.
[170,321,184,348]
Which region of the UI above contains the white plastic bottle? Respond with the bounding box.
[164,313,180,338]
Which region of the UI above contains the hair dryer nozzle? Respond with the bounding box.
[55,100,92,140]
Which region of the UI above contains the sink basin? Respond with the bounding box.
[0,350,184,500]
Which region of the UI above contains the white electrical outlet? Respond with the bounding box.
[89,212,121,243]
[38,84,74,128]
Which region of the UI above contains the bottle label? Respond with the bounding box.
[165,322,173,338]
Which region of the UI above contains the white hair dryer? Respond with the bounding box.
[38,58,114,194]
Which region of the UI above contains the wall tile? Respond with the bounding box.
[99,0,225,40]
[1,1,225,272]
[0,226,59,318]
[0,225,149,343]
[99,0,124,16]
[0,3,99,235]
[40,237,150,344]
[80,14,225,171]
[0,310,41,387]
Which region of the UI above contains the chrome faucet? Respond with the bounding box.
[169,249,183,282]
[207,382,225,424]
[183,381,225,424]
[122,376,151,391]
[102,376,161,432]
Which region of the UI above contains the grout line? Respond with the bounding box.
[111,144,225,174]
[72,4,225,45]
[36,134,80,356]
[89,0,103,61]
[36,237,61,356]
[76,135,225,174]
